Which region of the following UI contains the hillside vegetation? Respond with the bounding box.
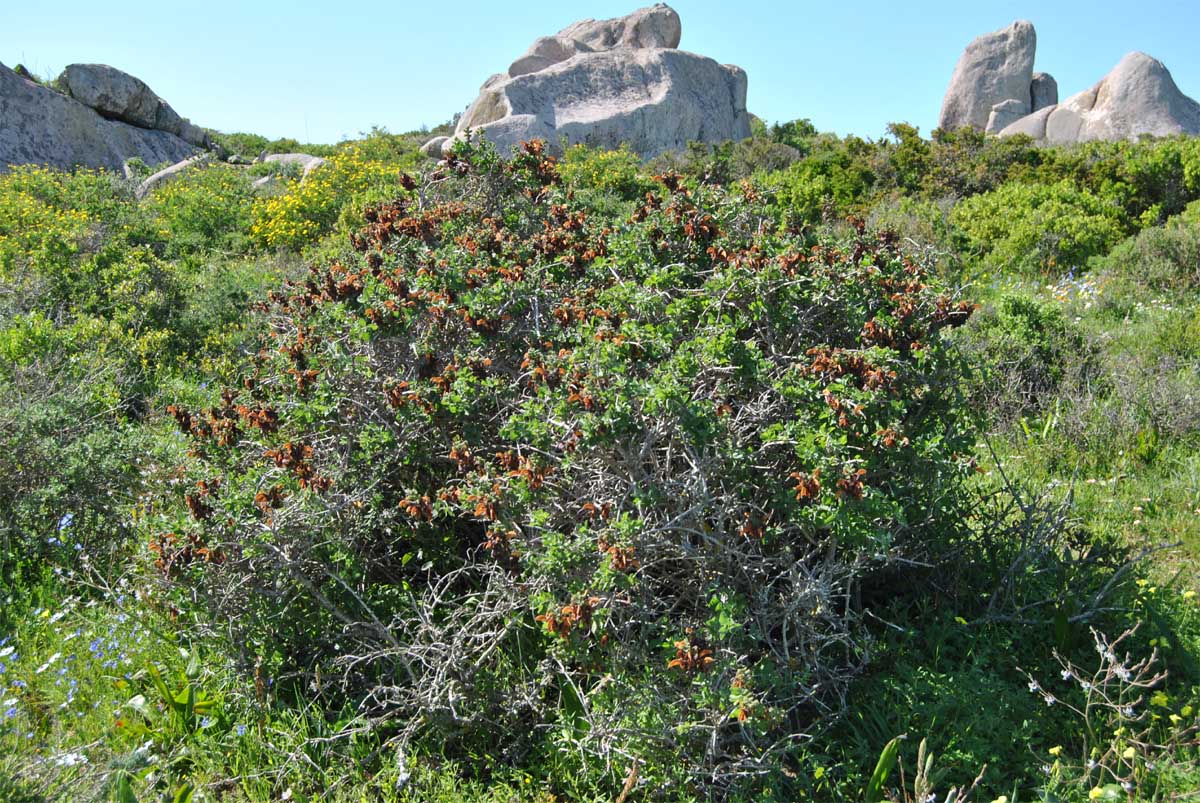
[1,123,1198,803]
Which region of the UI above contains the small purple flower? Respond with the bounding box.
[3,706,16,719]
[58,513,75,531]
[236,724,247,736]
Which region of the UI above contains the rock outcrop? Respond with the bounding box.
[942,22,1200,144]
[939,20,1037,132]
[59,64,210,148]
[428,3,750,159]
[999,52,1200,143]
[0,61,206,174]
[135,152,214,199]
[1031,72,1058,112]
[261,152,327,179]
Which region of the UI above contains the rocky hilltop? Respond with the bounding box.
[425,3,751,158]
[939,21,1200,143]
[0,61,209,174]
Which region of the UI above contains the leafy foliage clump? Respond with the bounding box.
[155,139,981,794]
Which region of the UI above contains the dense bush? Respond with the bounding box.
[1093,215,1200,292]
[249,148,416,249]
[953,293,1094,426]
[952,179,1126,275]
[154,140,982,796]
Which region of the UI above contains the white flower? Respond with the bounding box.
[1060,669,1073,680]
[35,652,61,674]
[52,751,88,767]
[0,646,14,659]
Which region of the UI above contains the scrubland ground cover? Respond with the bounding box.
[0,123,1198,802]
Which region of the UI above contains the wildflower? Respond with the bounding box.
[0,646,13,659]
[1150,691,1169,707]
[57,513,74,531]
[1169,714,1182,725]
[1044,694,1057,706]
[1182,705,1194,717]
[36,652,61,673]
[200,716,213,728]
[52,751,88,767]
[1060,669,1073,680]
[1088,788,1103,800]
[1184,590,1197,600]
[1122,746,1136,760]
[1122,706,1135,717]
[1028,680,1041,693]
[236,723,247,736]
[1048,745,1063,756]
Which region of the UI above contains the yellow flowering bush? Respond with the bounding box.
[145,164,255,256]
[250,148,409,250]
[0,170,96,288]
[558,143,649,198]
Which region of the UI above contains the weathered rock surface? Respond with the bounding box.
[938,20,1037,132]
[135,152,214,199]
[558,3,682,51]
[1031,72,1058,112]
[999,52,1200,143]
[420,136,450,157]
[430,3,750,159]
[0,61,201,174]
[59,64,210,148]
[986,99,1029,134]
[262,152,327,179]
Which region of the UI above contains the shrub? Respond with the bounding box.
[953,293,1093,426]
[145,164,256,258]
[558,143,649,199]
[952,180,1126,275]
[249,148,413,250]
[155,139,982,797]
[1092,217,1200,293]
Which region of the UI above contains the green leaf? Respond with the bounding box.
[173,783,195,803]
[112,773,137,803]
[865,734,905,803]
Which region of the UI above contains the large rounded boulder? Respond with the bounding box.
[432,4,750,158]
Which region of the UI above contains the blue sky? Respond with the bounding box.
[4,0,1199,144]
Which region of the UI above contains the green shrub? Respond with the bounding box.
[146,164,256,258]
[953,292,1093,426]
[155,139,982,798]
[1092,217,1200,293]
[952,180,1126,275]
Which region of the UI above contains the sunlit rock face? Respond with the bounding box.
[428,4,751,159]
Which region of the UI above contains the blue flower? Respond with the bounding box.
[236,724,247,736]
[3,706,16,719]
[200,716,213,728]
[57,513,74,531]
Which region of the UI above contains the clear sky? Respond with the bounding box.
[4,0,1199,144]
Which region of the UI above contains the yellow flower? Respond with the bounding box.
[1150,691,1170,707]
[1184,590,1197,600]
[1048,745,1063,756]
[1122,746,1136,760]
[1169,714,1182,725]
[1089,788,1103,800]
[1182,705,1194,717]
